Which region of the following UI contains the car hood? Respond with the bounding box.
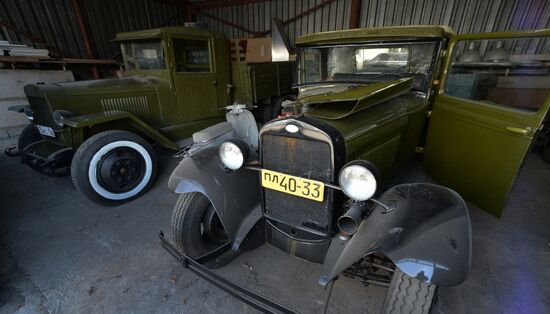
[298,77,415,120]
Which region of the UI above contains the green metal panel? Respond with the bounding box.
[230,61,295,106]
[230,61,254,105]
[62,111,179,150]
[250,62,294,102]
[424,30,550,217]
[309,93,429,186]
[296,26,454,46]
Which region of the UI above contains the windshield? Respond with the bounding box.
[122,39,166,70]
[298,41,439,92]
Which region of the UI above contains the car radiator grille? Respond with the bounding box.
[261,133,333,235]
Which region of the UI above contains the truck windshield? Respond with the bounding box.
[122,39,166,70]
[298,41,438,92]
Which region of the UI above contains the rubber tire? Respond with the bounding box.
[18,124,41,152]
[171,192,224,258]
[71,130,157,206]
[543,142,550,164]
[382,268,437,314]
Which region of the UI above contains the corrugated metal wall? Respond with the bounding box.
[0,0,185,59]
[0,0,549,60]
[201,0,550,42]
[197,0,352,45]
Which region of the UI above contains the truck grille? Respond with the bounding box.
[261,133,333,235]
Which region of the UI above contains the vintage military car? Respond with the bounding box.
[163,26,550,312]
[9,26,293,205]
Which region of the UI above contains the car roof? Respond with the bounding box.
[295,25,455,46]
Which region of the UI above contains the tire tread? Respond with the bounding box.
[382,268,436,314]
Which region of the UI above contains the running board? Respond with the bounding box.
[159,231,300,314]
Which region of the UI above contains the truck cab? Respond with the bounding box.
[11,27,293,205]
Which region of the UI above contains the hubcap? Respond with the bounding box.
[96,147,145,193]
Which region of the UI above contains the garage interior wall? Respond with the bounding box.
[0,0,549,60]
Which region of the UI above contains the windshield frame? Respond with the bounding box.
[121,37,167,71]
[296,39,443,94]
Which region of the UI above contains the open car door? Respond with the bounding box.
[424,30,550,217]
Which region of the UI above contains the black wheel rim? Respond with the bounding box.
[96,147,146,193]
[201,205,229,245]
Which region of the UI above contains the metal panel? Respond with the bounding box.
[1,0,548,61]
[0,0,185,60]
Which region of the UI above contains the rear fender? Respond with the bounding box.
[320,183,471,287]
[168,147,262,252]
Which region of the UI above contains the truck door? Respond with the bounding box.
[424,30,550,217]
[170,36,218,121]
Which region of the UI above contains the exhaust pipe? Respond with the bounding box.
[337,202,366,237]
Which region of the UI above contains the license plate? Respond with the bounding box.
[36,125,55,137]
[261,169,324,202]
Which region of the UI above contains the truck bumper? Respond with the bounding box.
[159,232,300,314]
[20,140,73,176]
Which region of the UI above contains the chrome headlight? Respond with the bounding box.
[53,110,75,127]
[338,161,378,201]
[219,140,249,170]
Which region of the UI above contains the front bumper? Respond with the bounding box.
[20,139,73,175]
[159,232,300,314]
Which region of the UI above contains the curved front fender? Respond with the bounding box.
[168,147,262,251]
[320,183,471,287]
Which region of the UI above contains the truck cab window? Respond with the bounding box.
[445,37,550,112]
[122,39,165,70]
[173,39,211,72]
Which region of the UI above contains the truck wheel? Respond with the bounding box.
[382,268,437,314]
[71,130,157,205]
[171,192,229,258]
[18,124,41,153]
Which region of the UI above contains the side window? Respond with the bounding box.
[173,39,211,73]
[445,37,550,112]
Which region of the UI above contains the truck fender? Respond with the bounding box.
[168,146,263,252]
[61,110,179,150]
[319,183,471,287]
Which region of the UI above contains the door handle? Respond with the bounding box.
[505,126,531,135]
[212,80,217,86]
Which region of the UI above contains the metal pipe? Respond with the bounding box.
[71,0,99,79]
[337,202,366,236]
[349,0,362,29]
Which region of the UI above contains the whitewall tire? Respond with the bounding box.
[71,130,157,205]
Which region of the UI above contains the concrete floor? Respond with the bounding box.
[1,134,549,314]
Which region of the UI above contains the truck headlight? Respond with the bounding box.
[53,110,75,127]
[338,161,378,201]
[219,140,249,170]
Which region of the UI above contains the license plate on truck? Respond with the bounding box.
[261,169,324,202]
[36,125,55,137]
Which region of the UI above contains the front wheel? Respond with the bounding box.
[171,192,229,259]
[71,130,157,205]
[382,268,437,314]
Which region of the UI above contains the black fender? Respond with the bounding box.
[168,147,262,252]
[319,183,471,287]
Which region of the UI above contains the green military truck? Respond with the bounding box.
[9,26,293,205]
